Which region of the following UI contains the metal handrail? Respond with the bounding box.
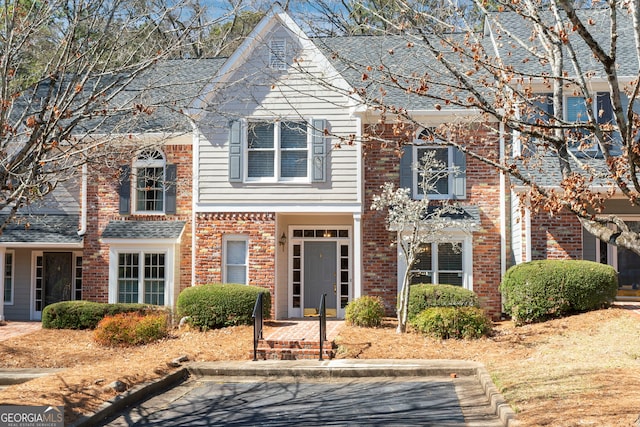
[318,293,327,361]
[252,293,264,361]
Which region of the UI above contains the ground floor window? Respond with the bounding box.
[411,242,464,286]
[398,234,472,291]
[223,236,248,284]
[117,252,166,305]
[4,251,13,304]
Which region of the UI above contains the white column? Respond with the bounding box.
[352,213,362,299]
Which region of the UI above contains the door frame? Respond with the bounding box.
[287,225,352,319]
[30,251,82,321]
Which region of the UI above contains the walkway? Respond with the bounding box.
[262,319,343,342]
[0,321,41,341]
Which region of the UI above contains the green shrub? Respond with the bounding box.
[501,260,618,325]
[42,301,157,330]
[407,284,479,321]
[345,296,385,327]
[176,283,271,330]
[93,311,169,347]
[410,306,492,339]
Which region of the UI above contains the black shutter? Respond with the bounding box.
[165,164,177,215]
[118,165,131,215]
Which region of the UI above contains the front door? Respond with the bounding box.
[304,241,337,316]
[33,252,73,320]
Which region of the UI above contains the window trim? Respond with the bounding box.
[397,232,473,292]
[108,246,174,307]
[132,150,167,215]
[223,235,249,285]
[245,119,311,183]
[3,250,14,305]
[412,145,456,200]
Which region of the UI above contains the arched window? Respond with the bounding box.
[134,149,166,213]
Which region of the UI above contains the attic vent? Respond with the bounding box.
[269,39,286,70]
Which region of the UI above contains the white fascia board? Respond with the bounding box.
[0,242,83,249]
[102,238,181,246]
[195,203,362,214]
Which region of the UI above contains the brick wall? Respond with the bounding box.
[362,123,503,318]
[194,212,276,301]
[82,143,193,302]
[529,209,583,260]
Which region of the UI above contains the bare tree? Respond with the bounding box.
[0,0,242,231]
[303,0,640,257]
[371,151,474,332]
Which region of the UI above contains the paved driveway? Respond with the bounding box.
[102,376,503,427]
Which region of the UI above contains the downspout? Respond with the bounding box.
[190,120,199,288]
[499,122,507,314]
[77,163,88,236]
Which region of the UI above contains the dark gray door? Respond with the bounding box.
[44,252,73,307]
[304,242,336,311]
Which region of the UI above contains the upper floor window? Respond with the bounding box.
[134,150,165,213]
[400,129,466,200]
[118,149,177,215]
[229,119,327,184]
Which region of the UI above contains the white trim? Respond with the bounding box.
[397,232,474,292]
[411,145,456,200]
[525,207,532,262]
[191,121,199,287]
[195,203,362,213]
[222,234,249,285]
[287,225,352,319]
[108,245,176,308]
[2,250,14,306]
[499,122,507,280]
[352,214,362,299]
[0,242,83,249]
[132,149,167,215]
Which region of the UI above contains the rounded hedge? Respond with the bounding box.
[345,295,385,327]
[42,301,157,329]
[176,283,271,330]
[409,306,492,339]
[408,284,479,321]
[500,260,618,325]
[94,311,170,347]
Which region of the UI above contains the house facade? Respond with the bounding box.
[1,7,638,321]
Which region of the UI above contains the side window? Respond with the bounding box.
[4,251,13,305]
[224,236,248,285]
[566,93,615,156]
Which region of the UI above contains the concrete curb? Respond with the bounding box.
[69,359,517,426]
[68,368,189,427]
[0,368,63,385]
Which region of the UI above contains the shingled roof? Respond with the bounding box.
[102,220,186,240]
[0,215,82,244]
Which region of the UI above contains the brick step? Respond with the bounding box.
[251,338,337,360]
[260,339,334,350]
[252,347,335,361]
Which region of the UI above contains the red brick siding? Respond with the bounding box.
[362,123,503,318]
[529,209,583,260]
[82,144,193,302]
[194,212,276,300]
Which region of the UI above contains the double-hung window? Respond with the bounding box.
[117,252,166,305]
[565,93,617,156]
[223,236,248,284]
[247,121,308,180]
[410,242,465,287]
[135,150,166,213]
[229,119,327,183]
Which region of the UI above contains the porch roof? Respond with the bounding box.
[102,220,186,240]
[0,215,82,244]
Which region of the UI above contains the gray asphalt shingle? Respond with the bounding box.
[102,220,186,240]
